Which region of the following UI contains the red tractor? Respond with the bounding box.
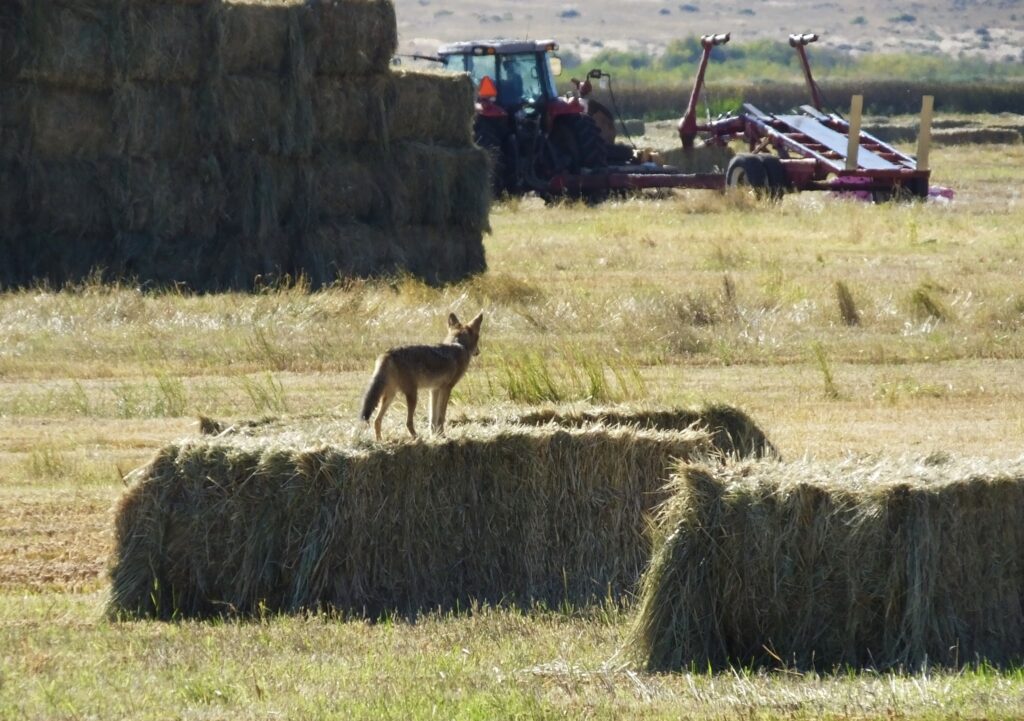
[436,40,607,197]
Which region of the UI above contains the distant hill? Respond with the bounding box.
[393,0,1024,63]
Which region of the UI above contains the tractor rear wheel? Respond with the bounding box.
[550,114,607,173]
[474,119,509,197]
[587,100,617,146]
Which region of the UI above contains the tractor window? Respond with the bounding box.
[497,53,546,108]
[443,54,497,90]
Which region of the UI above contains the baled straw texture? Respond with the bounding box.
[109,423,714,619]
[629,456,1024,671]
[5,0,487,290]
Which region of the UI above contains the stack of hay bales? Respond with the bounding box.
[630,456,1024,671]
[108,421,717,619]
[1,0,488,290]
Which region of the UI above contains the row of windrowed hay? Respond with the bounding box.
[630,456,1024,671]
[108,423,719,619]
[866,124,1023,146]
[452,403,779,460]
[8,0,397,89]
[1,70,474,160]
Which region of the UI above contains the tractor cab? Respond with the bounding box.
[437,39,605,198]
[437,39,563,112]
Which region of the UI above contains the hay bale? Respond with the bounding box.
[314,71,476,148]
[210,75,313,157]
[0,159,25,234]
[659,143,734,174]
[18,1,113,90]
[28,86,111,159]
[216,0,295,75]
[385,143,491,230]
[292,221,486,287]
[629,456,1024,671]
[26,160,113,236]
[312,74,393,146]
[116,2,205,84]
[0,82,27,157]
[471,403,778,460]
[302,0,396,78]
[111,83,202,158]
[108,423,714,618]
[395,224,487,285]
[933,128,1022,146]
[0,2,20,82]
[292,221,393,284]
[388,69,474,146]
[108,158,225,240]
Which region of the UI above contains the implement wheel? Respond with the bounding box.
[726,154,768,194]
[758,155,789,201]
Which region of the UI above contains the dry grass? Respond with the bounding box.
[0,142,1023,717]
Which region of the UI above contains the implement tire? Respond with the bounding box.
[726,154,769,194]
[758,155,789,201]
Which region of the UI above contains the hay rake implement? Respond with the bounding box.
[688,33,934,200]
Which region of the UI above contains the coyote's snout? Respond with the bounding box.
[360,311,484,440]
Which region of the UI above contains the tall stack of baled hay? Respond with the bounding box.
[1,0,488,290]
[109,422,716,619]
[630,456,1024,671]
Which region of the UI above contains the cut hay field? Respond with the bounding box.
[3,141,1024,719]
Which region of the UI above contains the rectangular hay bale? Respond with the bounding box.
[111,83,202,158]
[302,0,396,78]
[108,423,713,618]
[388,69,474,146]
[28,86,112,159]
[216,0,295,75]
[26,159,113,236]
[18,2,113,90]
[117,2,205,83]
[630,456,1024,671]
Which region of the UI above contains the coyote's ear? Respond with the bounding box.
[448,312,461,328]
[469,312,483,331]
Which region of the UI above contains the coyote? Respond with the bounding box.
[359,311,483,440]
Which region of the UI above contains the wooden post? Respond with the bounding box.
[917,95,934,171]
[845,94,863,171]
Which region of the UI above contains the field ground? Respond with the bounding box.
[2,140,1024,718]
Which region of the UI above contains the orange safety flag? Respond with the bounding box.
[478,75,498,101]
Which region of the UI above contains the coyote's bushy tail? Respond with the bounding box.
[359,360,388,422]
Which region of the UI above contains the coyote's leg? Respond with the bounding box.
[429,388,442,434]
[435,386,452,435]
[404,388,418,437]
[373,388,396,441]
